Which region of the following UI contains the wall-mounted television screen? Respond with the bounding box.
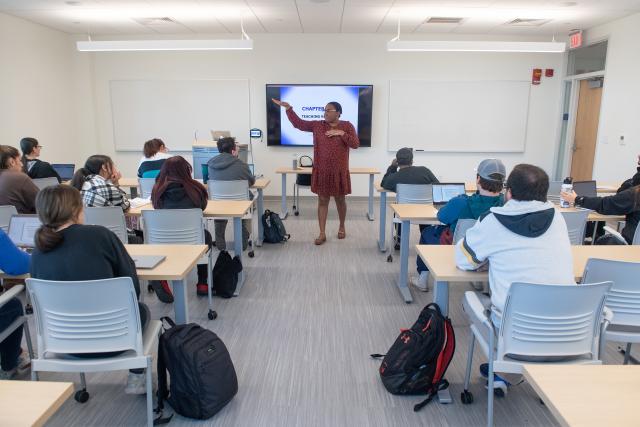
[266,84,373,147]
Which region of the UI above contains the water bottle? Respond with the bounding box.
[292,153,298,169]
[560,177,573,208]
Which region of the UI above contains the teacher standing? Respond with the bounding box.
[272,99,360,245]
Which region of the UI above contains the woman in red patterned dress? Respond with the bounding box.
[272,98,360,245]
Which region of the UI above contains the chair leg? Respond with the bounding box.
[487,359,495,427]
[80,372,87,391]
[23,319,35,360]
[31,369,38,381]
[463,332,475,390]
[146,358,153,427]
[624,343,632,365]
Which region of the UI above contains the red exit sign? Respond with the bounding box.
[569,30,583,49]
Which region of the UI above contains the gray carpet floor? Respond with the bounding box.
[16,197,627,426]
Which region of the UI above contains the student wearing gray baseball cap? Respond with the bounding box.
[414,158,506,291]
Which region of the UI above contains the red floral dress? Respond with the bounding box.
[286,108,360,196]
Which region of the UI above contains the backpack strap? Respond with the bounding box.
[160,316,176,329]
[154,335,173,425]
[413,379,449,412]
[369,353,386,359]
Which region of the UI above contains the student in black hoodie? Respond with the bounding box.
[20,137,61,182]
[30,184,151,395]
[151,156,212,296]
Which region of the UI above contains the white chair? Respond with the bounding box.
[0,205,18,233]
[387,184,432,262]
[208,179,255,258]
[560,209,589,245]
[142,209,216,320]
[547,180,563,203]
[453,219,477,244]
[26,277,161,427]
[461,282,612,427]
[84,206,128,244]
[582,258,640,364]
[602,224,640,245]
[32,177,59,191]
[138,178,156,199]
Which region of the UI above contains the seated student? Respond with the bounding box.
[0,229,31,380]
[456,164,574,392]
[413,159,506,291]
[30,185,151,395]
[71,155,130,211]
[151,156,212,298]
[138,138,172,178]
[381,147,439,192]
[0,145,39,214]
[207,137,254,251]
[19,137,61,182]
[618,154,640,192]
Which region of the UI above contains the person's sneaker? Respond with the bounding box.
[411,271,429,292]
[480,363,510,396]
[125,372,147,395]
[0,368,16,380]
[151,280,174,303]
[16,350,31,372]
[196,283,209,296]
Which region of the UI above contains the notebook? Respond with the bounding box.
[573,180,597,198]
[432,183,466,206]
[8,215,41,249]
[52,163,75,181]
[132,255,166,269]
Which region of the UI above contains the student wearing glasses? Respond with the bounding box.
[272,99,359,245]
[19,137,61,182]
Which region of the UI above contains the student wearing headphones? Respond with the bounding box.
[19,137,61,182]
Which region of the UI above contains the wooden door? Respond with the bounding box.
[570,79,602,181]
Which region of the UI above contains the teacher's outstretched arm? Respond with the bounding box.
[272,98,314,132]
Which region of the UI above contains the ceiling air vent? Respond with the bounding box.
[133,17,178,26]
[507,18,551,27]
[425,17,464,24]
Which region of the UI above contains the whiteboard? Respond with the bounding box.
[388,80,531,153]
[110,79,250,151]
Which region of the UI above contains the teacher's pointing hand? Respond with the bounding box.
[272,98,291,110]
[325,129,345,137]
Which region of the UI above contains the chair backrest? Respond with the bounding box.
[395,184,432,204]
[32,177,59,191]
[547,180,563,203]
[142,209,204,244]
[498,282,611,360]
[83,206,128,244]
[208,180,249,201]
[453,219,477,244]
[26,277,143,357]
[633,225,640,245]
[138,178,156,199]
[561,209,589,245]
[582,258,640,327]
[0,205,18,233]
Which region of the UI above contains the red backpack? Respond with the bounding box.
[371,303,455,411]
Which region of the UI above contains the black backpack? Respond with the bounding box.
[212,250,242,298]
[371,303,455,411]
[262,209,290,243]
[155,317,238,423]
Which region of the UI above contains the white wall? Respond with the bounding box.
[86,34,565,196]
[0,13,96,165]
[585,13,640,182]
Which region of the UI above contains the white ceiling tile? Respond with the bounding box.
[295,0,344,33]
[341,4,390,33]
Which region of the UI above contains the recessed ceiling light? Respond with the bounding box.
[65,1,81,5]
[310,0,330,3]
[560,1,577,6]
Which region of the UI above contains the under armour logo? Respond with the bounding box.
[401,335,410,344]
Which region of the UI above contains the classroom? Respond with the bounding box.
[1,1,640,426]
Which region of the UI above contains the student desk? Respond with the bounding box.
[118,177,270,246]
[126,200,253,296]
[275,167,380,220]
[416,245,640,316]
[0,380,73,427]
[390,203,628,304]
[522,365,640,427]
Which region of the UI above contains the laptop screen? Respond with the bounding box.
[52,164,75,181]
[8,215,41,248]
[432,183,466,205]
[573,180,597,198]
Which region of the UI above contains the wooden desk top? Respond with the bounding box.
[126,200,253,218]
[118,177,270,190]
[276,167,380,175]
[252,177,270,189]
[416,245,640,282]
[126,244,208,281]
[523,365,640,427]
[0,380,73,427]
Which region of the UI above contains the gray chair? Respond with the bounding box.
[453,219,477,244]
[602,224,640,245]
[208,179,255,258]
[32,177,59,191]
[142,209,216,320]
[0,205,18,233]
[547,180,563,203]
[83,206,128,244]
[388,184,433,262]
[561,209,589,245]
[582,258,640,364]
[137,178,156,199]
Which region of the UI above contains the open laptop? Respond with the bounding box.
[573,180,597,198]
[8,214,42,251]
[432,183,466,207]
[132,255,166,269]
[52,163,75,181]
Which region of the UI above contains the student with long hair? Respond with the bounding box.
[71,155,130,211]
[19,137,60,182]
[152,156,212,296]
[0,145,39,213]
[30,185,151,395]
[138,138,171,178]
